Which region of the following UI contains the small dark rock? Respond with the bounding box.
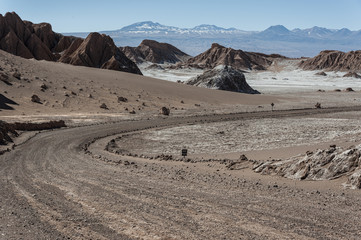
[100,103,108,109]
[315,71,327,76]
[240,154,248,161]
[160,107,170,116]
[40,84,48,90]
[118,96,128,103]
[12,72,21,80]
[31,95,41,104]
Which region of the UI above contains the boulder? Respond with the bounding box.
[160,107,170,116]
[100,103,108,109]
[315,71,327,76]
[186,65,260,94]
[31,94,41,104]
[117,96,128,103]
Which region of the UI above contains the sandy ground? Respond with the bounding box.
[1,51,361,239]
[110,112,361,159]
[0,50,279,122]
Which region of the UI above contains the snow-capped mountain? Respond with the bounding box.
[112,21,245,35]
[296,26,335,38]
[119,21,180,33]
[65,21,361,58]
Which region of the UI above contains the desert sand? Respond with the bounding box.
[1,49,361,239]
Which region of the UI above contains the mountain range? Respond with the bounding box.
[65,21,361,58]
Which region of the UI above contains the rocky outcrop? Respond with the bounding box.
[183,43,281,70]
[120,39,191,64]
[59,33,141,74]
[253,144,361,189]
[300,50,361,71]
[160,107,170,115]
[0,12,141,74]
[186,65,260,94]
[343,72,361,78]
[0,12,60,61]
[315,71,327,76]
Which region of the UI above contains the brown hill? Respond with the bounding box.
[0,12,56,61]
[120,39,191,64]
[299,50,361,72]
[183,43,283,70]
[0,12,141,75]
[59,33,141,74]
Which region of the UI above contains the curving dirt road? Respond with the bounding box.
[1,107,361,239]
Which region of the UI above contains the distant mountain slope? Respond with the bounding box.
[65,21,361,58]
[120,39,191,64]
[114,21,244,35]
[0,12,141,75]
[184,43,284,70]
[299,50,361,72]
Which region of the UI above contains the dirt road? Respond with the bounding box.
[1,107,361,239]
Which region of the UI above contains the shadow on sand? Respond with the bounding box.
[0,94,18,110]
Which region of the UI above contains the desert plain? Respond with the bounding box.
[1,10,361,239]
[1,46,361,240]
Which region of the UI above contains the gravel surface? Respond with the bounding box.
[1,107,361,239]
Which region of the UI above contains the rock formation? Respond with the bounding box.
[120,39,191,64]
[183,43,282,70]
[0,12,141,75]
[160,107,170,115]
[299,50,361,71]
[59,32,141,74]
[253,144,361,189]
[343,72,361,78]
[186,65,260,94]
[315,71,327,76]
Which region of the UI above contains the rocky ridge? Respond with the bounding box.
[59,33,141,74]
[182,43,284,70]
[186,65,260,94]
[120,39,191,64]
[0,12,141,74]
[299,50,361,72]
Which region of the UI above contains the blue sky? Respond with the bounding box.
[1,0,361,33]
